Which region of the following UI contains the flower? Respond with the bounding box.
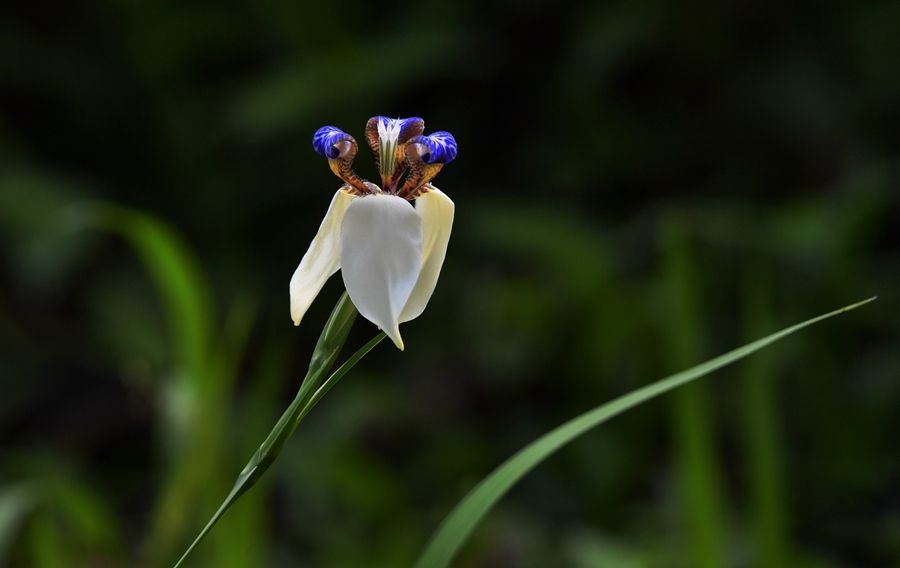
[290,117,457,350]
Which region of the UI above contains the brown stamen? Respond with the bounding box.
[325,135,374,195]
[398,141,444,199]
[364,117,382,178]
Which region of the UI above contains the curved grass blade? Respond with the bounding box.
[661,217,726,568]
[71,203,221,562]
[741,269,790,566]
[0,483,36,563]
[414,297,876,568]
[172,306,385,568]
[73,202,214,378]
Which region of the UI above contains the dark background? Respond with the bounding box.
[1,1,898,566]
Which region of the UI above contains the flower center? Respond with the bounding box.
[313,117,457,200]
[377,118,402,180]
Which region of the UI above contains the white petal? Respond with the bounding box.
[400,187,454,323]
[340,193,423,350]
[289,189,355,326]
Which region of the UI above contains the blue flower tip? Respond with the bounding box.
[312,126,348,159]
[417,131,457,164]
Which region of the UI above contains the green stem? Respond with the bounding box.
[741,267,790,567]
[171,293,383,568]
[661,216,727,568]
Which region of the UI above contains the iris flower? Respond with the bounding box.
[290,117,457,350]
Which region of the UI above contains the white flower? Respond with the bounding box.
[290,117,457,350]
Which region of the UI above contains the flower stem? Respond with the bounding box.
[172,292,384,568]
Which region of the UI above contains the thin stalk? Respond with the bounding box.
[661,216,727,568]
[741,267,790,566]
[172,292,369,568]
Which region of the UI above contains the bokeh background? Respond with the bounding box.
[2,1,898,566]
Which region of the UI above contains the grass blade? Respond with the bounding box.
[414,297,876,568]
[72,203,222,563]
[661,217,726,567]
[76,202,214,379]
[741,268,790,566]
[0,484,36,563]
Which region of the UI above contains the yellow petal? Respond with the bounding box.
[289,188,355,326]
[400,187,454,323]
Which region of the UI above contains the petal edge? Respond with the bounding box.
[400,187,454,323]
[340,194,423,349]
[290,189,355,325]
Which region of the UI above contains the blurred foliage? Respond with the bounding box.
[1,0,899,567]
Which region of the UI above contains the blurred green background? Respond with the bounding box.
[1,1,898,566]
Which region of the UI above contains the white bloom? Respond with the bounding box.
[290,117,457,350]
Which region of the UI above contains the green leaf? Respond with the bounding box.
[740,267,790,567]
[71,202,226,563]
[0,483,36,562]
[660,216,726,568]
[414,297,876,568]
[74,202,214,379]
[172,296,385,568]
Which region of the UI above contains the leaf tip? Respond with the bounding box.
[844,296,877,312]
